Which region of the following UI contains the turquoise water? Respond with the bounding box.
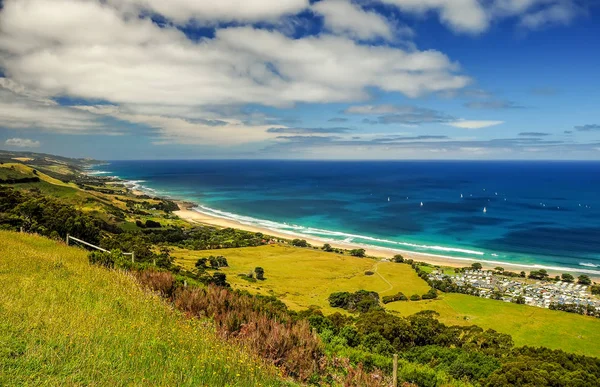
[91,160,600,275]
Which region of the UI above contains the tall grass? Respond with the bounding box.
[0,231,289,386]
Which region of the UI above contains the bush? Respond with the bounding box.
[350,249,366,258]
[328,290,380,313]
[421,289,438,300]
[255,266,265,280]
[364,271,374,276]
[382,292,408,304]
[145,219,162,228]
[410,294,421,301]
[292,239,309,247]
[392,254,404,263]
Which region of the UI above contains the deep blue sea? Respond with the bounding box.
[91,160,600,275]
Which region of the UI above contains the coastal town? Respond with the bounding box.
[428,269,600,311]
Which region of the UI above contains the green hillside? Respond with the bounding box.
[0,231,287,386]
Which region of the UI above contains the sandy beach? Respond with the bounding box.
[173,201,600,281]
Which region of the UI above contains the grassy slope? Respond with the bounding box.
[0,231,287,386]
[174,245,431,313]
[175,245,600,358]
[387,293,600,357]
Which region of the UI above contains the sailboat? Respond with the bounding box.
[483,207,487,213]
[388,197,390,202]
[420,202,423,207]
[460,193,463,198]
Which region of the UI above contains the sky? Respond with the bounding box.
[0,0,599,160]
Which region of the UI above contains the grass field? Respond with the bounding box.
[0,231,288,386]
[174,245,432,313]
[386,292,600,357]
[175,245,600,358]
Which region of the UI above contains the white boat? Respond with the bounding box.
[483,207,487,213]
[388,197,390,202]
[460,193,463,198]
[420,202,423,207]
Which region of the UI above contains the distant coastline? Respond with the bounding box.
[87,162,600,281]
[173,201,600,281]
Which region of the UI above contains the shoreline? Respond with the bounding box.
[84,167,599,282]
[173,201,600,281]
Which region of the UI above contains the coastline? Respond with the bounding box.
[173,201,600,281]
[84,165,599,282]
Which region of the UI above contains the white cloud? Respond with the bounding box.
[0,0,471,146]
[75,105,284,146]
[519,2,579,29]
[381,0,489,33]
[312,0,396,41]
[381,0,584,33]
[447,120,504,129]
[108,0,309,24]
[5,138,41,148]
[344,104,403,114]
[0,78,106,133]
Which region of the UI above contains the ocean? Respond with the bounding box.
[91,160,600,275]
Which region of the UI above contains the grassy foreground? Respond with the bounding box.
[175,245,600,358]
[0,231,287,386]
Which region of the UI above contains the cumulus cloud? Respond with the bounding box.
[312,0,396,41]
[5,138,41,148]
[0,0,469,107]
[108,0,310,24]
[0,0,474,146]
[447,120,504,129]
[519,2,581,29]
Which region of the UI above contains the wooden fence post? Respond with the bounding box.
[393,353,398,387]
[132,252,135,263]
[66,233,70,245]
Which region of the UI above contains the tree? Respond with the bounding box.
[292,239,309,247]
[195,257,208,269]
[528,269,549,280]
[393,254,404,263]
[471,262,483,270]
[513,295,526,304]
[350,248,366,258]
[410,294,421,301]
[210,272,228,287]
[591,285,600,295]
[255,266,265,280]
[322,243,333,252]
[494,267,504,273]
[519,271,526,278]
[578,275,592,286]
[561,273,574,283]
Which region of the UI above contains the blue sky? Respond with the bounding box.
[0,0,599,160]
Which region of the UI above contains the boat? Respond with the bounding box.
[420,202,423,207]
[483,207,487,213]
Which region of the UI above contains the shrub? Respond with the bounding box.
[292,239,309,247]
[136,270,175,296]
[410,294,421,301]
[350,249,366,258]
[328,290,380,313]
[364,271,374,276]
[421,289,438,300]
[382,292,408,304]
[392,254,404,263]
[255,266,265,280]
[145,219,162,228]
